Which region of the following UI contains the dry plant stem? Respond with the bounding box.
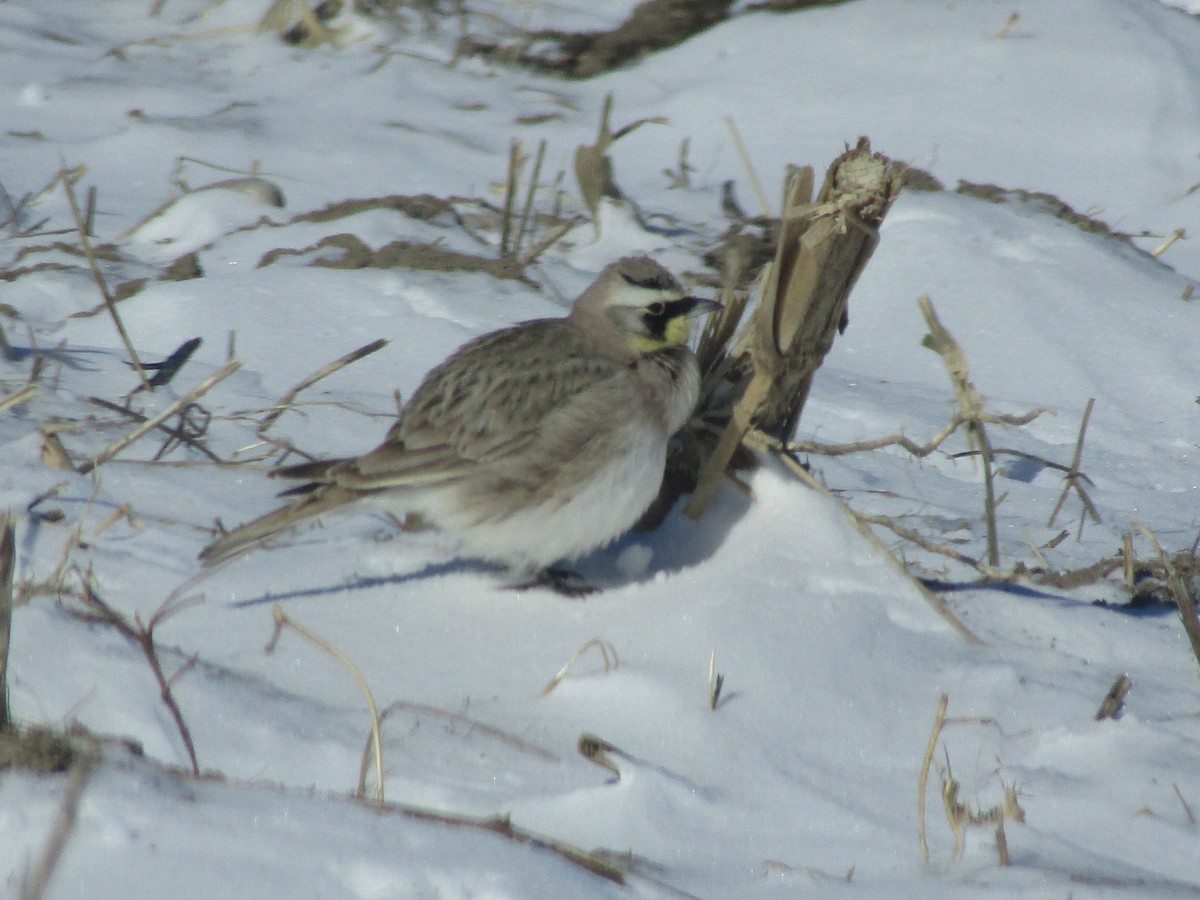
[1048,397,1102,533]
[60,169,153,393]
[918,295,999,566]
[513,138,546,259]
[724,116,771,217]
[266,605,384,804]
[756,439,983,643]
[380,802,625,885]
[541,638,619,695]
[76,570,202,776]
[0,511,14,730]
[357,699,558,795]
[919,693,950,861]
[86,396,222,463]
[1136,524,1200,678]
[76,360,240,474]
[787,408,1045,459]
[1151,227,1185,257]
[0,383,37,413]
[688,141,900,518]
[855,510,988,573]
[19,753,94,900]
[259,339,386,432]
[707,649,725,711]
[500,139,523,257]
[520,217,578,265]
[1174,783,1198,827]
[995,820,1010,866]
[1095,672,1132,720]
[686,370,771,517]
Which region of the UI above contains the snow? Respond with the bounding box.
[2,1,1200,898]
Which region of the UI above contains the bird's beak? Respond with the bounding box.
[680,296,722,318]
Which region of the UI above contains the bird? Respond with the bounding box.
[199,256,719,593]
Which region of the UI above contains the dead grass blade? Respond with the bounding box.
[499,139,524,258]
[0,511,14,730]
[259,339,386,433]
[266,605,384,804]
[76,359,240,475]
[0,383,37,413]
[918,693,949,860]
[59,167,152,393]
[541,638,619,696]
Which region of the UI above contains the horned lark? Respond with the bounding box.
[199,256,717,592]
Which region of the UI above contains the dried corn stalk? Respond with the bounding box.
[685,138,902,517]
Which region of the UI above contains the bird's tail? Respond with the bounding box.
[198,483,359,567]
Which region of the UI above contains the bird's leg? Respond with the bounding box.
[506,565,598,597]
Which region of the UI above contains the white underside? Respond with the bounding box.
[397,425,667,571]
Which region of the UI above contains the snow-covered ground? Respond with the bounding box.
[2,1,1199,897]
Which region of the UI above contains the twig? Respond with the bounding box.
[75,567,202,775]
[0,511,14,730]
[258,339,386,433]
[919,296,1000,566]
[787,408,1046,459]
[86,396,222,463]
[380,801,626,885]
[19,752,95,900]
[266,605,385,804]
[919,694,949,860]
[76,360,240,474]
[1135,524,1200,679]
[541,638,619,695]
[854,510,989,573]
[60,167,153,393]
[0,383,37,413]
[1047,398,1102,535]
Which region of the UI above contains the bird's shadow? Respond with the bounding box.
[221,481,752,607]
[572,481,753,591]
[227,558,500,608]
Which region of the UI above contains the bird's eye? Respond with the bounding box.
[645,302,666,317]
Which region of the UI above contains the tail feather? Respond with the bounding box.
[198,485,359,567]
[270,457,349,482]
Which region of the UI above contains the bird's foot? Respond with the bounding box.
[507,566,598,597]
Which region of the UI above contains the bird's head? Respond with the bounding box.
[572,256,720,355]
